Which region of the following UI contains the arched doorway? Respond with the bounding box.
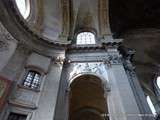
[69,75,109,120]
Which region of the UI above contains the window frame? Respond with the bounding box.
[13,0,39,26]
[153,75,160,101]
[3,108,32,120]
[18,67,44,92]
[146,95,157,116]
[74,29,97,45]
[22,70,41,90]
[7,112,27,120]
[156,76,160,92]
[14,0,31,19]
[76,32,96,45]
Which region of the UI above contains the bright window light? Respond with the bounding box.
[146,96,157,116]
[157,76,160,89]
[15,0,30,19]
[76,32,96,45]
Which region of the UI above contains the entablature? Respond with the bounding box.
[66,49,122,65]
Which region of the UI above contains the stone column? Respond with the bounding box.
[53,63,71,120]
[124,60,155,120]
[32,62,63,120]
[60,0,71,44]
[99,0,112,43]
[107,64,143,120]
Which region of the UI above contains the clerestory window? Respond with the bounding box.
[157,76,160,89]
[76,32,96,45]
[15,0,30,19]
[146,96,157,116]
[23,70,41,89]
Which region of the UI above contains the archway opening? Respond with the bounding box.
[69,75,109,120]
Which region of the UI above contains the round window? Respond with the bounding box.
[15,0,30,19]
[157,76,160,89]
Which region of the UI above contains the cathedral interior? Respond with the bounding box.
[0,0,160,120]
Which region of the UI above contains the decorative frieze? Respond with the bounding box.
[69,63,103,79]
[68,62,111,92]
[54,56,66,65]
[67,53,122,65]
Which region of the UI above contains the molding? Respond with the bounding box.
[98,0,112,39]
[9,99,37,110]
[54,56,66,65]
[67,53,122,65]
[61,0,70,42]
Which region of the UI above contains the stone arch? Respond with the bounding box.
[68,74,109,120]
[68,72,110,92]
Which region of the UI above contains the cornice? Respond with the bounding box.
[0,0,123,53]
[0,0,69,48]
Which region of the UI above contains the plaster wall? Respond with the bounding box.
[0,46,64,120]
[54,50,151,120]
[0,45,28,81]
[0,45,29,119]
[0,22,18,72]
[32,63,63,120]
[107,65,142,120]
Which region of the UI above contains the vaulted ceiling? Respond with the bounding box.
[110,0,160,37]
[37,0,160,39]
[35,0,160,39]
[1,0,160,95]
[2,0,160,40]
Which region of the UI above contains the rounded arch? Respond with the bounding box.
[76,32,96,45]
[68,72,110,92]
[13,0,43,30]
[69,74,109,120]
[25,65,46,75]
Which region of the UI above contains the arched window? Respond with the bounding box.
[146,96,157,116]
[76,32,96,45]
[156,76,160,89]
[15,0,30,19]
[23,70,41,89]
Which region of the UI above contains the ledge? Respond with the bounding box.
[9,99,37,110]
[17,84,40,93]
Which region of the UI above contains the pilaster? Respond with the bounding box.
[0,22,18,72]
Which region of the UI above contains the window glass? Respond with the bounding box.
[157,76,160,89]
[23,70,41,89]
[77,32,96,45]
[146,96,157,116]
[15,0,30,19]
[7,112,27,120]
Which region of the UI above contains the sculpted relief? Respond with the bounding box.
[69,62,107,80]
